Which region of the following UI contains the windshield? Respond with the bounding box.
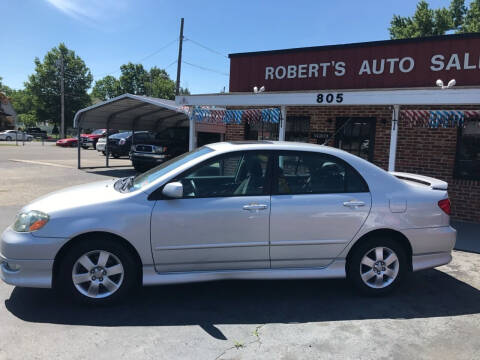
[130,146,214,191]
[110,131,132,139]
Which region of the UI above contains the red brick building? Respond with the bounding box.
[178,33,480,222]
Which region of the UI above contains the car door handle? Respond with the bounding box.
[343,200,366,207]
[243,203,268,211]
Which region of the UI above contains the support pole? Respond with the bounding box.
[279,106,286,141]
[175,18,184,96]
[77,117,81,169]
[188,110,196,151]
[60,56,65,139]
[106,118,111,168]
[388,105,400,172]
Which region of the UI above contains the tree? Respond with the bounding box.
[26,43,93,132]
[91,75,121,101]
[119,62,148,95]
[389,1,452,39]
[462,0,480,32]
[91,63,189,101]
[389,0,480,39]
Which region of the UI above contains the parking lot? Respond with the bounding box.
[0,142,479,360]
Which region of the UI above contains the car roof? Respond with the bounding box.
[207,141,340,153]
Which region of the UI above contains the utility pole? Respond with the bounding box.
[59,56,65,139]
[175,18,184,96]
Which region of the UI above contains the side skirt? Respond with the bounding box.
[142,260,346,286]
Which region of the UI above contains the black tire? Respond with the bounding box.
[6,136,11,141]
[112,153,120,159]
[56,236,139,305]
[93,140,97,150]
[347,236,407,296]
[102,151,106,156]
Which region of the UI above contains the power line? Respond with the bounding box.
[94,38,178,78]
[184,37,228,59]
[182,60,229,76]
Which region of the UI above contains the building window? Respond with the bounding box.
[245,122,278,141]
[285,116,310,143]
[335,117,376,161]
[455,119,480,180]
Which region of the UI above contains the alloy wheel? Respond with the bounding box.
[359,246,399,289]
[71,250,124,299]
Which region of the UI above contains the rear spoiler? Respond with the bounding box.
[389,172,448,190]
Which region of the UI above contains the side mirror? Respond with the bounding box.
[162,182,183,199]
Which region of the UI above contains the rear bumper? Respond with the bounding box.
[412,252,452,272]
[403,226,456,271]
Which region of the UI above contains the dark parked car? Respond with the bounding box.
[106,131,150,158]
[26,127,47,139]
[130,127,189,172]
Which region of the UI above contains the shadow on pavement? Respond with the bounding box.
[5,268,480,339]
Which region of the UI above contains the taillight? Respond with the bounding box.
[438,198,451,215]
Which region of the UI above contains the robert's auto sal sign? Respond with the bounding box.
[229,34,480,92]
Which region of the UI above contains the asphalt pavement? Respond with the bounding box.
[0,142,479,360]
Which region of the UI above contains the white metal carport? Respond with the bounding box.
[176,87,480,172]
[73,94,189,169]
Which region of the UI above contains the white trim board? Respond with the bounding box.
[176,88,480,107]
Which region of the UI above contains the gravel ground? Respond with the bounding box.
[0,142,479,360]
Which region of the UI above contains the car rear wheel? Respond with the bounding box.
[347,237,406,295]
[6,136,11,141]
[57,237,138,305]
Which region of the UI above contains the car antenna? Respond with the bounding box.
[322,117,354,146]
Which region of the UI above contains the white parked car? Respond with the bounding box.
[0,142,456,304]
[96,137,106,154]
[0,130,33,141]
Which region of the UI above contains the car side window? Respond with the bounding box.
[276,151,368,195]
[177,151,270,198]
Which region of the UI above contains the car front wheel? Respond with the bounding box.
[57,237,138,304]
[347,237,406,295]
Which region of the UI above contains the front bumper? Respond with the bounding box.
[131,153,168,165]
[0,227,65,288]
[0,253,53,288]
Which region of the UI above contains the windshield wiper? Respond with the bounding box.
[121,176,135,192]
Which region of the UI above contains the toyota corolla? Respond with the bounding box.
[0,141,456,304]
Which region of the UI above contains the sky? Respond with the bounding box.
[0,0,452,94]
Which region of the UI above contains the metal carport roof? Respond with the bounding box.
[73,93,190,169]
[74,93,189,131]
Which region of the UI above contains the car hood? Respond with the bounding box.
[22,179,125,214]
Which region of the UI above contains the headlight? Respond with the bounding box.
[13,210,49,232]
[153,146,166,154]
[119,138,126,145]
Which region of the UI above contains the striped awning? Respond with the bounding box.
[400,110,480,128]
[191,107,281,125]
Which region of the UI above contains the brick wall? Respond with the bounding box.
[225,123,245,141]
[223,105,480,222]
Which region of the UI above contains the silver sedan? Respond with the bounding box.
[0,141,456,304]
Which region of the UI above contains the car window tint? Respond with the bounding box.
[180,152,269,198]
[277,151,368,194]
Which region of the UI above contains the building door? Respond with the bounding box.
[335,117,376,161]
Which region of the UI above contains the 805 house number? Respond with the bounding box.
[316,93,344,104]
